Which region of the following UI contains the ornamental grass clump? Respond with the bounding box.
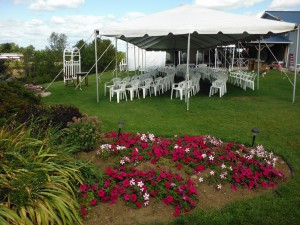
[80,132,286,219]
[0,123,95,225]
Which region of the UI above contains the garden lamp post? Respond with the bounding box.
[251,128,260,147]
[118,121,124,137]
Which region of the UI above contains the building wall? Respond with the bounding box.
[287,29,300,68]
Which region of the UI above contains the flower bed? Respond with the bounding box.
[79,132,285,219]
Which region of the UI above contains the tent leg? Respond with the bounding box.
[293,25,299,103]
[257,37,261,90]
[115,37,118,77]
[95,30,99,103]
[186,33,191,111]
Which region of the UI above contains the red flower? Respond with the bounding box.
[160,172,167,179]
[111,189,118,197]
[131,194,137,202]
[173,206,181,217]
[261,182,268,188]
[124,194,130,201]
[123,179,130,187]
[177,163,183,169]
[80,184,87,192]
[195,165,205,172]
[136,201,142,208]
[97,189,105,197]
[90,199,97,206]
[163,195,173,205]
[104,178,111,188]
[165,182,171,189]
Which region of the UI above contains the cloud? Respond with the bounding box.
[29,0,85,11]
[269,0,300,10]
[194,0,263,10]
[0,13,120,49]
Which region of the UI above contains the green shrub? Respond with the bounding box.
[0,80,41,119]
[48,104,83,129]
[63,115,102,152]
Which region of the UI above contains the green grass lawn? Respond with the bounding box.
[43,69,300,225]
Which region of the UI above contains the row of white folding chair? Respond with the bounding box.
[229,71,256,90]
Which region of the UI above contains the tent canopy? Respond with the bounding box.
[97,4,296,51]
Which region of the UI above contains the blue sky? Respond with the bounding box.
[1,0,300,50]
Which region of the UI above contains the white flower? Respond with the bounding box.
[171,183,176,187]
[116,145,126,150]
[210,170,215,176]
[174,144,179,149]
[148,133,155,141]
[124,156,130,162]
[140,133,148,142]
[185,148,190,153]
[201,153,207,158]
[209,155,214,161]
[221,163,226,169]
[137,181,144,188]
[144,201,149,206]
[130,178,135,186]
[120,159,125,165]
[198,177,204,183]
[217,184,222,189]
[229,166,233,171]
[143,192,149,201]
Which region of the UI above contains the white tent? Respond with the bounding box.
[95,4,297,105]
[126,44,166,71]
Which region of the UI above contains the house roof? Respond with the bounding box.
[0,53,23,59]
[262,11,300,24]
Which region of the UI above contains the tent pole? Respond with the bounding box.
[115,37,118,77]
[225,47,227,68]
[186,33,191,111]
[142,49,144,73]
[231,47,235,70]
[126,41,129,73]
[257,37,261,90]
[95,30,99,103]
[209,49,211,67]
[214,48,217,68]
[134,46,136,75]
[293,25,299,103]
[145,50,147,70]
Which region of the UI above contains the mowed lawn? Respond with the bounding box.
[43,69,300,225]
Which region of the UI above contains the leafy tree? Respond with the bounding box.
[0,42,20,53]
[22,45,35,78]
[47,32,68,52]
